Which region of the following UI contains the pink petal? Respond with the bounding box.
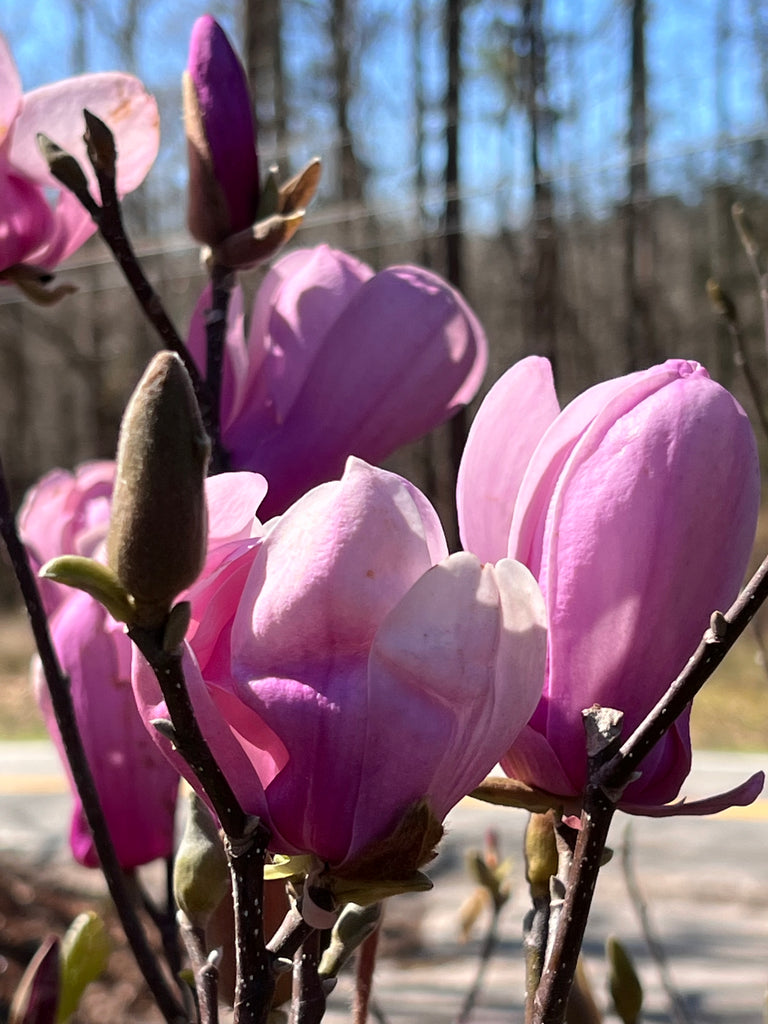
[230,265,487,517]
[236,245,375,436]
[232,458,448,674]
[621,771,765,817]
[501,725,579,797]
[9,72,159,196]
[205,471,267,545]
[131,641,295,851]
[358,554,547,843]
[457,356,559,562]
[0,166,54,270]
[0,34,22,147]
[533,361,759,801]
[35,593,178,868]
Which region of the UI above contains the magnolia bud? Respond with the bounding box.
[318,903,382,979]
[524,811,558,901]
[8,934,59,1024]
[607,936,643,1024]
[83,109,117,180]
[174,790,230,929]
[36,134,97,215]
[58,912,111,1022]
[107,352,210,628]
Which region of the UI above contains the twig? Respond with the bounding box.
[267,905,315,962]
[598,554,768,795]
[88,163,205,395]
[722,316,768,440]
[179,915,219,1024]
[457,902,503,1024]
[0,458,187,1024]
[128,627,275,1024]
[532,784,616,1024]
[226,823,275,1024]
[620,826,692,1024]
[290,930,328,1024]
[205,264,234,473]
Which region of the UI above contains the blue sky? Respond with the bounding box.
[4,0,768,233]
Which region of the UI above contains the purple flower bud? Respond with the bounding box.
[185,16,259,244]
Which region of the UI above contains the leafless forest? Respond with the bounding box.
[3,0,768,576]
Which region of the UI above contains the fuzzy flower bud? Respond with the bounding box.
[107,352,210,628]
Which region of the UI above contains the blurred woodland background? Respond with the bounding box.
[3,0,768,561]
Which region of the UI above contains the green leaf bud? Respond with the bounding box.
[174,790,230,929]
[58,913,110,1023]
[607,935,643,1024]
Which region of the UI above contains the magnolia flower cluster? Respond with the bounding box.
[13,13,765,889]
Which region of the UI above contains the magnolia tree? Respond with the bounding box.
[0,15,766,1024]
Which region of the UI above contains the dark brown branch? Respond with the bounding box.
[205,264,234,474]
[531,785,615,1024]
[89,164,206,400]
[599,553,768,794]
[128,628,247,838]
[226,824,275,1024]
[0,459,187,1024]
[290,930,328,1024]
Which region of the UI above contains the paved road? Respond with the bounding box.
[1,743,766,1022]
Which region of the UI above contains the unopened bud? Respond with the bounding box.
[607,936,643,1024]
[174,790,230,929]
[83,109,117,179]
[36,134,98,215]
[59,912,110,1022]
[318,902,382,979]
[525,811,558,900]
[706,278,737,325]
[732,202,761,261]
[107,352,210,628]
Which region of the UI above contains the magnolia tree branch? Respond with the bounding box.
[599,553,768,794]
[533,552,768,1023]
[0,460,187,1024]
[127,627,276,1024]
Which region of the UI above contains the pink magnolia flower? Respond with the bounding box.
[20,464,268,869]
[31,591,179,869]
[0,31,159,280]
[133,458,547,873]
[184,14,259,245]
[18,461,114,613]
[20,462,181,869]
[457,357,763,814]
[187,245,488,517]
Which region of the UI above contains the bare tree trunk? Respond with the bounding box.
[71,0,87,72]
[243,0,288,169]
[412,0,432,269]
[623,0,656,371]
[443,0,464,551]
[522,0,559,382]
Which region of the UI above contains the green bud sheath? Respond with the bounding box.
[107,352,210,629]
[174,790,230,929]
[525,811,558,900]
[607,936,643,1024]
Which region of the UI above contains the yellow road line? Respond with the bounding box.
[0,775,68,794]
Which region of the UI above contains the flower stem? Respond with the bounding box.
[205,263,234,473]
[0,458,187,1024]
[531,785,615,1024]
